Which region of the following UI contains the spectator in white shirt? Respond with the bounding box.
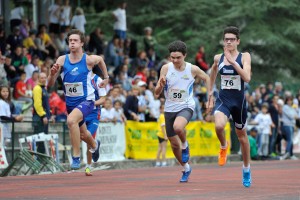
[100,98,116,122]
[112,2,127,40]
[10,3,24,32]
[71,7,86,34]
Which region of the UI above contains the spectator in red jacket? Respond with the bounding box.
[195,45,209,72]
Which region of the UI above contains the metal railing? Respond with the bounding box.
[2,121,69,164]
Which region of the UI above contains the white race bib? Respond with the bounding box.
[64,82,84,97]
[168,88,188,102]
[221,75,241,90]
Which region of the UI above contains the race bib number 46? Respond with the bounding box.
[168,88,187,102]
[221,75,241,90]
[64,82,84,97]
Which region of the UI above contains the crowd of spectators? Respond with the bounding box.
[0,1,300,160]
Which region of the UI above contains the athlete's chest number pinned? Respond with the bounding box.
[168,89,187,102]
[173,92,182,99]
[221,75,241,90]
[64,82,84,97]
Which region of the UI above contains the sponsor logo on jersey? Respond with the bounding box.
[223,68,234,74]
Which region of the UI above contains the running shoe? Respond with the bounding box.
[218,141,228,166]
[182,143,190,163]
[180,167,192,183]
[85,167,92,176]
[71,157,81,170]
[242,169,252,188]
[92,140,101,162]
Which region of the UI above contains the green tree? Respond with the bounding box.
[84,0,300,90]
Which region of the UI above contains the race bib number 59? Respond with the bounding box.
[168,89,187,102]
[64,82,84,97]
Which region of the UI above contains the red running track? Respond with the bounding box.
[0,160,299,200]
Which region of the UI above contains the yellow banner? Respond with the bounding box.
[125,121,231,160]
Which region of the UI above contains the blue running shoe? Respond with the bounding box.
[182,145,190,163]
[92,140,101,162]
[71,157,80,170]
[180,167,192,183]
[242,169,252,188]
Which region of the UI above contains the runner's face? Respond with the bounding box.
[223,33,240,51]
[68,34,83,51]
[170,52,185,68]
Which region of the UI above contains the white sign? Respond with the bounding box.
[82,123,126,163]
[0,123,8,169]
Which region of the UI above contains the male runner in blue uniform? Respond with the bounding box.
[48,29,109,170]
[209,26,252,187]
[85,73,106,176]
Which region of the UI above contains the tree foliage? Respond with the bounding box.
[84,0,300,85]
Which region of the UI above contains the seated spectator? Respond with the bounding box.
[108,86,126,104]
[89,27,104,55]
[0,54,8,86]
[100,98,116,122]
[25,55,40,82]
[0,85,23,144]
[123,86,140,121]
[136,66,148,83]
[49,91,67,122]
[19,18,30,39]
[113,100,126,123]
[4,55,18,87]
[11,45,29,77]
[54,31,69,55]
[23,30,38,56]
[6,26,23,52]
[104,36,123,68]
[13,72,33,105]
[26,70,39,92]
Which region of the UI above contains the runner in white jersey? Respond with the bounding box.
[209,26,252,187]
[155,40,213,183]
[48,29,109,170]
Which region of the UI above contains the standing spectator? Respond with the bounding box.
[155,104,168,167]
[60,0,72,32]
[48,0,61,34]
[195,45,209,73]
[280,96,299,160]
[32,72,53,153]
[0,86,23,144]
[251,103,274,159]
[248,127,259,160]
[112,2,127,41]
[137,81,148,122]
[10,3,24,32]
[268,94,280,156]
[70,7,86,34]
